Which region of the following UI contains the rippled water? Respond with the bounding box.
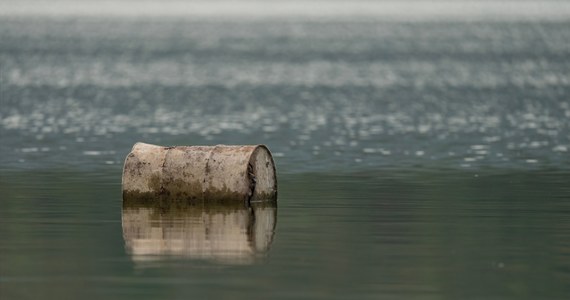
[1,14,570,300]
[2,18,569,171]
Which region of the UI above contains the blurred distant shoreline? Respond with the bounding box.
[1,1,570,21]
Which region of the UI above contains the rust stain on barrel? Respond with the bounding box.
[122,142,277,204]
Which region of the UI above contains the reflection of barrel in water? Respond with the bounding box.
[122,202,277,265]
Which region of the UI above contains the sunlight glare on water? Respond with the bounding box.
[1,20,569,172]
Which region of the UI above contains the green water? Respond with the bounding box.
[1,10,570,299]
[1,168,569,299]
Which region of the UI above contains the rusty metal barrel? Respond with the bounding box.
[122,142,277,204]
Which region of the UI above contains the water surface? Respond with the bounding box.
[1,12,570,300]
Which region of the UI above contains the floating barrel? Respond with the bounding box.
[122,142,277,204]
